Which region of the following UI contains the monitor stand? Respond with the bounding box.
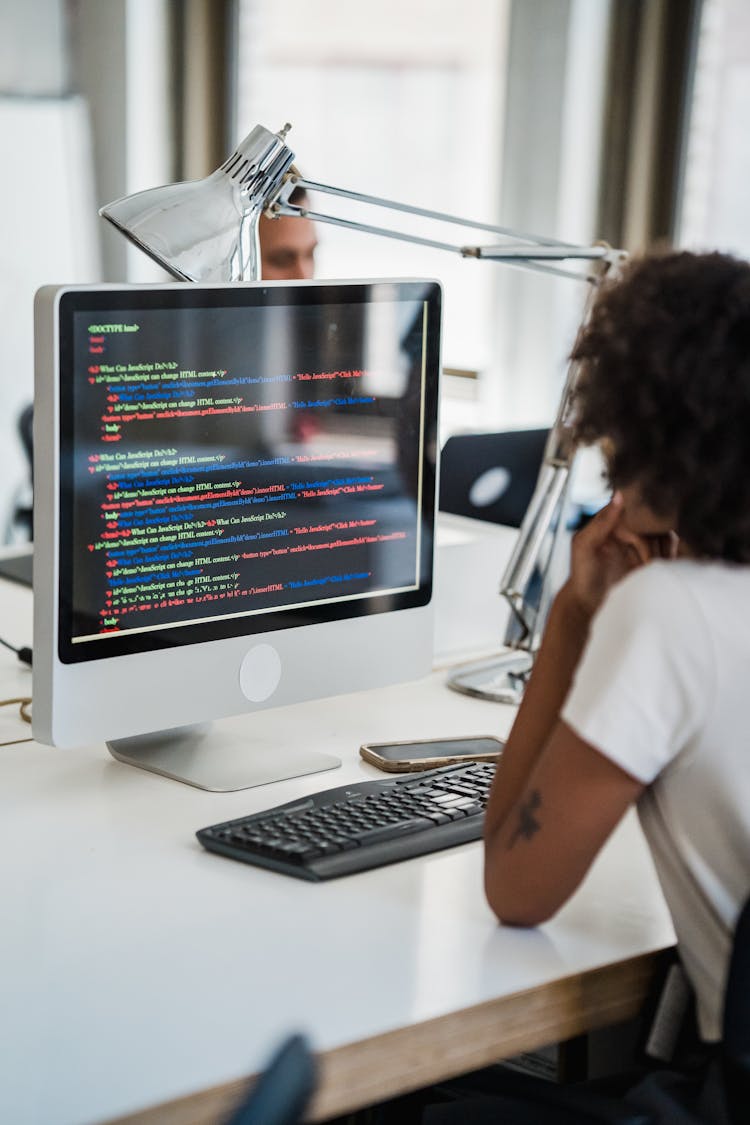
[107,722,340,792]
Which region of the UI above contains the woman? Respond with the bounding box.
[432,250,750,1124]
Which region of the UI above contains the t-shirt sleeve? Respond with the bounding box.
[561,564,713,784]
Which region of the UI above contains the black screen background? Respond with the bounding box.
[57,283,440,664]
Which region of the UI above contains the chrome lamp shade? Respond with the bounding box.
[99,125,296,282]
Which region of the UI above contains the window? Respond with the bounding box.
[678,0,750,256]
[235,0,611,439]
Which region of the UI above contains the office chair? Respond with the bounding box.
[10,403,34,539]
[224,1033,317,1125]
[18,402,33,470]
[438,429,548,529]
[722,892,750,1125]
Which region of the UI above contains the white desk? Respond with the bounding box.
[0,523,675,1125]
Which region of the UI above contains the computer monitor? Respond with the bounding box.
[33,280,441,790]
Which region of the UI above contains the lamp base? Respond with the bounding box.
[446,649,533,705]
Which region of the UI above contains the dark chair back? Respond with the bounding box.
[722,893,750,1125]
[224,1034,317,1125]
[439,429,548,529]
[11,403,35,539]
[18,402,33,474]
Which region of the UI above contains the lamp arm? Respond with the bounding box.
[500,462,570,646]
[271,161,625,656]
[270,177,611,283]
[279,202,479,258]
[446,250,624,703]
[281,176,575,245]
[497,256,623,650]
[268,156,626,683]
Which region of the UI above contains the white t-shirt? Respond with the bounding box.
[562,559,750,1042]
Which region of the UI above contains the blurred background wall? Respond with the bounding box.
[1,0,748,541]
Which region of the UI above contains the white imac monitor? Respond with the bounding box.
[32,280,441,790]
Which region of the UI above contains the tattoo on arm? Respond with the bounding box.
[507,789,542,849]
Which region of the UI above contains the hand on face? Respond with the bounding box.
[563,491,678,621]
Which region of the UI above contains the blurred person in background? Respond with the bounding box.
[259,185,318,280]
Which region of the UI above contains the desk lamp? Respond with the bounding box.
[100,123,624,704]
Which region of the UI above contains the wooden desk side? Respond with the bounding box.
[102,953,663,1125]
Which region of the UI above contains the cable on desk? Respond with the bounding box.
[0,695,33,746]
[0,636,32,666]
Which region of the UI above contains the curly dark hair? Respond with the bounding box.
[571,250,750,562]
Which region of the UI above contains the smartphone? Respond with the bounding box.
[359,735,504,773]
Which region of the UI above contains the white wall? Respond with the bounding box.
[0,1,101,540]
[0,0,171,542]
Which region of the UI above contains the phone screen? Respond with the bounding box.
[361,735,503,766]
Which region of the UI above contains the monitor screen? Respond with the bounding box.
[33,280,441,789]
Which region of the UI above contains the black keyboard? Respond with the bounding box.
[196,761,496,881]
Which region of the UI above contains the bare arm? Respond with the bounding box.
[482,589,591,841]
[483,494,659,924]
[484,721,644,925]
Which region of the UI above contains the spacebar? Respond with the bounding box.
[351,818,434,845]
